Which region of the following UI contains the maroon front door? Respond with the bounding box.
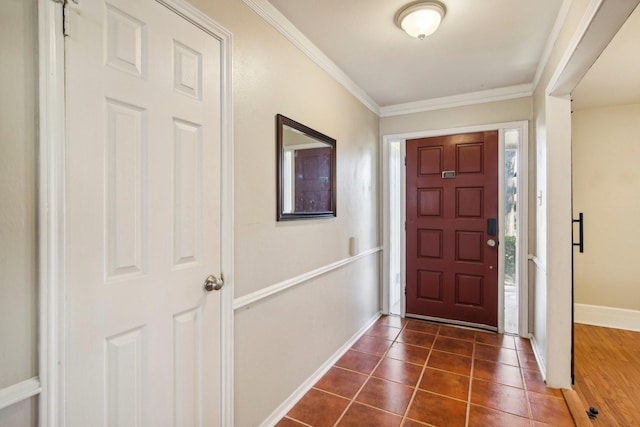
[406,131,499,328]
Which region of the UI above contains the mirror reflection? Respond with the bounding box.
[277,114,336,220]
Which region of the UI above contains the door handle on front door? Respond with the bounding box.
[204,274,224,292]
[487,239,496,247]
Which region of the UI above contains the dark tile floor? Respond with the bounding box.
[277,316,574,427]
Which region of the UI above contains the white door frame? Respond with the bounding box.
[381,120,529,336]
[37,0,234,425]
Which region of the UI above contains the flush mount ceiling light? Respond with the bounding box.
[395,1,446,40]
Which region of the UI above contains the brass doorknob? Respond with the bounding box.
[204,274,224,292]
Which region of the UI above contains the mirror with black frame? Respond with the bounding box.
[276,114,336,221]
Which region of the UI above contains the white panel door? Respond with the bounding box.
[65,0,223,425]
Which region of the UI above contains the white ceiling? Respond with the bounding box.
[572,4,640,110]
[267,0,564,108]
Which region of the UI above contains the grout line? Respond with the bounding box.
[332,318,409,426]
[282,416,313,427]
[287,318,554,426]
[465,340,476,427]
[400,321,441,425]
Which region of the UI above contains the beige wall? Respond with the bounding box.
[0,2,38,423]
[187,1,380,425]
[572,103,640,311]
[380,97,531,136]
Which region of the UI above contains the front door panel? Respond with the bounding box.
[406,132,498,328]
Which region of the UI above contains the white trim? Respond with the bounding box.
[234,248,382,311]
[575,304,640,332]
[379,84,533,118]
[497,130,506,333]
[382,120,530,336]
[528,254,546,274]
[259,312,382,427]
[532,0,574,91]
[547,0,603,95]
[0,378,42,411]
[546,0,639,96]
[241,0,379,115]
[156,2,235,426]
[516,123,530,338]
[529,334,547,380]
[38,1,66,425]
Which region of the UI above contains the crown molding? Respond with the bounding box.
[379,83,533,117]
[243,0,380,115]
[532,0,574,91]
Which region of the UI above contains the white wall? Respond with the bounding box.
[572,103,640,311]
[187,1,380,425]
[530,0,591,387]
[0,2,38,424]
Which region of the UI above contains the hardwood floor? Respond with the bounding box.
[573,323,640,427]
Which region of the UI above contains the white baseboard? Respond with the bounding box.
[529,334,546,380]
[260,311,382,427]
[574,303,640,332]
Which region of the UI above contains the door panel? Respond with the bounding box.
[65,0,222,425]
[406,132,498,328]
[294,147,332,212]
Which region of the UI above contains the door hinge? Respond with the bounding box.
[51,0,78,37]
[404,157,406,166]
[63,2,70,37]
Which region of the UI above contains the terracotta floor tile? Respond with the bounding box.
[406,390,467,426]
[427,350,472,376]
[468,404,532,427]
[275,417,308,427]
[281,325,574,427]
[352,335,393,356]
[396,330,436,348]
[474,343,519,367]
[287,388,349,427]
[521,368,563,397]
[372,357,423,386]
[365,323,402,341]
[418,367,469,401]
[475,332,516,349]
[433,336,474,357]
[518,350,541,370]
[404,319,440,335]
[528,392,575,426]
[336,350,381,374]
[401,419,429,427]
[471,379,530,418]
[314,367,368,399]
[473,359,524,388]
[515,337,534,353]
[377,315,406,328]
[439,325,476,341]
[355,377,413,415]
[386,342,431,365]
[336,402,402,427]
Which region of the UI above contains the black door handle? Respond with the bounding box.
[572,213,584,253]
